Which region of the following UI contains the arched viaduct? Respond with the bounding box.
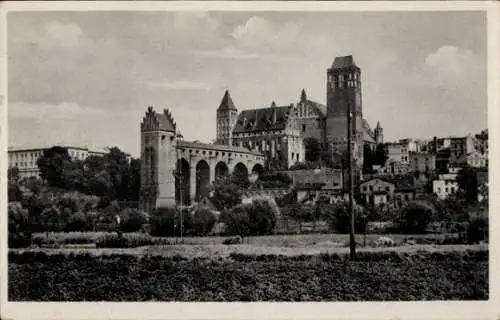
[175,140,265,205]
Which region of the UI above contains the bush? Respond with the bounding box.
[325,203,367,234]
[64,212,91,232]
[399,201,434,234]
[149,207,193,237]
[221,198,278,238]
[192,208,217,236]
[119,208,148,233]
[467,217,488,244]
[8,202,32,248]
[95,233,153,248]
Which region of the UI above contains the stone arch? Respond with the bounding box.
[251,163,264,175]
[215,161,229,180]
[175,158,190,205]
[232,162,249,188]
[195,160,210,202]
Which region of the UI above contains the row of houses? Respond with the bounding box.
[382,131,488,176]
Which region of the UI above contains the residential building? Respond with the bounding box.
[433,178,459,199]
[375,159,410,176]
[359,178,396,205]
[409,151,436,174]
[465,151,488,168]
[8,145,110,179]
[386,142,410,164]
[449,134,475,159]
[474,129,488,155]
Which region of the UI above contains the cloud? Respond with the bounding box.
[420,46,479,86]
[43,21,85,48]
[193,45,277,60]
[232,16,301,48]
[173,11,219,32]
[9,101,106,120]
[11,20,86,50]
[140,77,220,91]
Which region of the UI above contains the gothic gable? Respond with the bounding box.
[141,106,177,133]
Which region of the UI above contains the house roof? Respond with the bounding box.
[232,104,294,133]
[218,90,237,111]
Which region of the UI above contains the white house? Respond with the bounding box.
[433,178,459,199]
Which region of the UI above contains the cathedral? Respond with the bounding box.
[215,55,383,170]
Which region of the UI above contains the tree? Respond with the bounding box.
[399,201,434,234]
[209,177,243,211]
[37,146,72,188]
[304,137,321,162]
[149,207,193,237]
[103,147,132,200]
[457,165,478,204]
[8,180,22,202]
[127,158,141,202]
[467,217,488,244]
[119,208,148,233]
[8,167,20,182]
[220,205,251,239]
[221,198,278,238]
[193,208,217,236]
[39,205,63,234]
[373,143,388,166]
[325,202,367,234]
[8,202,31,248]
[65,211,91,232]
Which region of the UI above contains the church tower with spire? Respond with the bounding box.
[216,90,238,146]
[374,121,384,144]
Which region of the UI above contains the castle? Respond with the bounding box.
[139,55,383,212]
[215,55,383,169]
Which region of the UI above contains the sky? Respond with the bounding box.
[7,10,487,157]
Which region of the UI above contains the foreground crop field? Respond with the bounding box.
[9,247,488,301]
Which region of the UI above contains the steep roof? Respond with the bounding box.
[141,106,177,133]
[331,55,359,70]
[305,100,327,118]
[232,104,294,133]
[218,90,237,111]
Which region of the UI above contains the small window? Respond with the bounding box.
[302,124,306,132]
[161,135,166,141]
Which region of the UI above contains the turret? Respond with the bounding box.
[216,90,238,146]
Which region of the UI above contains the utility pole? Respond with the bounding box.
[172,169,184,244]
[346,94,356,260]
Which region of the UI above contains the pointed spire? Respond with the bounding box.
[218,90,237,111]
[375,121,382,130]
[300,89,307,102]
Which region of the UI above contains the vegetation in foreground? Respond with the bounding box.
[8,249,488,301]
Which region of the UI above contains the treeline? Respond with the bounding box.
[9,146,140,204]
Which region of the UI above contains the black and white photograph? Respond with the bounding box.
[1,1,499,319]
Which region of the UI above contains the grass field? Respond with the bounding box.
[32,231,457,247]
[11,243,487,259]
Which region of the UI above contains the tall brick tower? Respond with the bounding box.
[216,90,239,146]
[325,55,365,168]
[139,107,177,213]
